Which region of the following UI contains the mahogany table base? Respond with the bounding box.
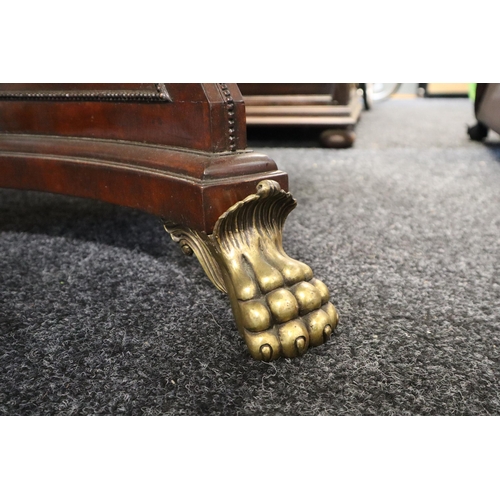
[0,83,339,361]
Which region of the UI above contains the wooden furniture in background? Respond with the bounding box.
[238,83,362,148]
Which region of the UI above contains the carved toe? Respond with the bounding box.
[240,300,272,332]
[323,302,339,330]
[304,308,332,347]
[293,281,323,315]
[267,288,299,323]
[244,330,281,361]
[309,277,330,304]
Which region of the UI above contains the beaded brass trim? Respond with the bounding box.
[0,84,171,102]
[218,84,237,151]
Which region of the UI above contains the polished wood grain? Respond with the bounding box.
[0,83,287,233]
[0,84,246,152]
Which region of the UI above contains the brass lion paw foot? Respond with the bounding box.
[165,180,339,361]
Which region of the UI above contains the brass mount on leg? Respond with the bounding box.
[164,180,338,361]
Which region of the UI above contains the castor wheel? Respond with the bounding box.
[467,121,489,141]
[319,129,356,148]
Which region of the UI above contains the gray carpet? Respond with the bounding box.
[1,98,499,415]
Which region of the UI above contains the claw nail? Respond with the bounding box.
[295,336,307,355]
[323,324,332,342]
[260,344,273,362]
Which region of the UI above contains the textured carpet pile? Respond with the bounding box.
[1,98,499,415]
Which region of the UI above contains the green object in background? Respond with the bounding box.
[469,83,477,101]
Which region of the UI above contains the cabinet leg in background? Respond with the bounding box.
[319,126,356,148]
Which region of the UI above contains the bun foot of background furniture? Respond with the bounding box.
[165,180,339,361]
[319,128,356,148]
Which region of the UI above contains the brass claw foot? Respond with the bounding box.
[165,180,339,361]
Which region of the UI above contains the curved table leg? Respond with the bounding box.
[165,180,339,361]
